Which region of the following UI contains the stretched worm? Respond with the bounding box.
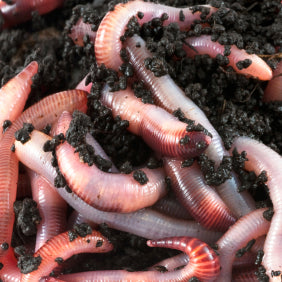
[21,229,113,282]
[216,208,270,281]
[55,111,167,213]
[59,236,220,281]
[101,85,211,158]
[232,136,282,280]
[28,170,67,252]
[184,36,273,80]
[14,130,221,243]
[0,0,65,29]
[0,89,87,257]
[126,35,256,217]
[95,0,216,70]
[0,61,38,141]
[163,158,236,232]
[263,60,282,102]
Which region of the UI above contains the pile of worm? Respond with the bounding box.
[0,0,281,281]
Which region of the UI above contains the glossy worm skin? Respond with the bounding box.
[126,35,256,217]
[95,0,216,70]
[101,85,211,158]
[152,195,193,220]
[29,170,67,252]
[263,60,282,102]
[59,237,220,281]
[14,130,222,244]
[0,89,87,257]
[232,137,282,280]
[0,248,21,282]
[184,36,273,80]
[69,18,97,47]
[21,229,113,282]
[216,208,270,281]
[163,158,236,232]
[0,61,38,141]
[55,111,167,213]
[0,0,65,29]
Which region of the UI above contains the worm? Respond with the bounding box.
[216,208,270,281]
[0,89,87,257]
[263,60,282,102]
[28,170,67,252]
[163,158,236,232]
[54,111,167,213]
[183,36,273,80]
[0,0,65,29]
[126,34,256,217]
[69,18,97,47]
[232,136,282,280]
[14,130,221,244]
[101,85,211,158]
[21,228,113,282]
[0,61,38,141]
[95,0,216,70]
[0,248,21,282]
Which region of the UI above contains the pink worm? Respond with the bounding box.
[232,268,258,282]
[0,0,65,29]
[95,0,216,70]
[0,89,87,258]
[101,85,211,158]
[28,170,67,252]
[69,18,97,47]
[55,111,167,213]
[67,210,98,230]
[59,237,220,282]
[14,130,221,243]
[0,61,38,141]
[263,60,282,102]
[215,208,270,281]
[152,195,193,221]
[184,36,272,80]
[21,229,113,282]
[231,137,282,280]
[126,35,256,217]
[0,248,21,282]
[163,158,236,232]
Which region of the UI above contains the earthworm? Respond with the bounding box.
[69,18,97,47]
[216,208,270,281]
[0,248,21,282]
[14,130,221,244]
[21,228,113,282]
[183,35,273,80]
[67,210,98,230]
[95,0,216,70]
[28,170,67,252]
[232,136,282,280]
[0,61,38,141]
[232,268,258,282]
[152,195,193,220]
[55,111,167,213]
[0,89,87,257]
[163,158,236,232]
[0,0,65,29]
[263,60,282,101]
[126,35,256,217]
[101,85,211,158]
[149,253,189,272]
[59,236,220,281]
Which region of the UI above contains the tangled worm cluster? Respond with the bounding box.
[0,0,281,281]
